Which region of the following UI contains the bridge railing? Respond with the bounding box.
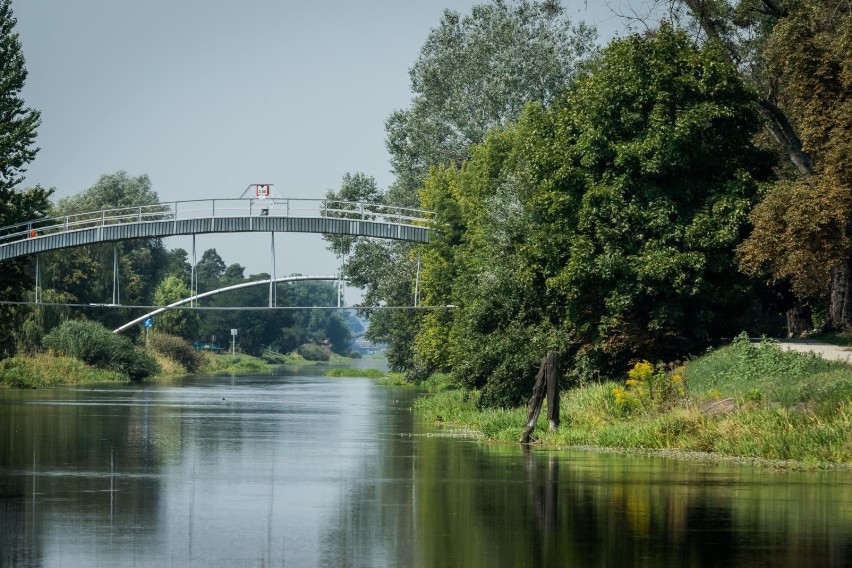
[0,198,433,246]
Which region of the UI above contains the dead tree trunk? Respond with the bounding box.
[520,351,561,444]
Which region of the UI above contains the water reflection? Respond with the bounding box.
[0,374,850,567]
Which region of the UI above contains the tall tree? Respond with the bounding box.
[0,0,52,357]
[670,0,852,332]
[40,172,167,330]
[416,26,775,405]
[326,0,597,373]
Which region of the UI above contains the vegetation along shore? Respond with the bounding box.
[414,335,851,469]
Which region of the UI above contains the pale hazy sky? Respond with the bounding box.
[14,1,643,286]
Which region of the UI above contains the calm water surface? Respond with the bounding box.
[0,368,850,567]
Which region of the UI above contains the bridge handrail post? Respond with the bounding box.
[212,199,215,218]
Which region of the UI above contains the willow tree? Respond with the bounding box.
[0,0,52,357]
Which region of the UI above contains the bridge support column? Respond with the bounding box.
[269,232,277,308]
[414,248,421,307]
[191,235,197,307]
[34,255,40,304]
[112,244,120,305]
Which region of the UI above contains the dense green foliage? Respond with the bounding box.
[152,275,200,339]
[326,0,597,372]
[415,27,775,405]
[0,0,53,357]
[42,320,159,380]
[672,1,852,331]
[39,172,169,331]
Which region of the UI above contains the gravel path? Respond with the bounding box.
[758,338,852,363]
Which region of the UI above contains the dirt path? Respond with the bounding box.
[758,338,852,363]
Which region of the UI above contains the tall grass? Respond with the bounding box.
[685,334,852,409]
[199,353,268,373]
[0,354,128,388]
[326,368,386,378]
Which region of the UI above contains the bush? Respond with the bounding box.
[297,343,330,362]
[148,333,203,373]
[43,320,159,380]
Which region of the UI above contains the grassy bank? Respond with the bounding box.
[325,367,409,386]
[1,349,365,388]
[0,354,129,388]
[415,336,852,468]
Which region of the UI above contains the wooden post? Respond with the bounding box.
[520,351,561,443]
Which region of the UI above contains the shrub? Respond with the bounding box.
[297,343,330,362]
[42,320,159,380]
[148,333,203,373]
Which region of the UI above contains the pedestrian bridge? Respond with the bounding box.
[0,198,432,261]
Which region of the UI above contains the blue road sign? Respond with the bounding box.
[143,317,153,328]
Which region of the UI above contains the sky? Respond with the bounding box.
[14,0,650,296]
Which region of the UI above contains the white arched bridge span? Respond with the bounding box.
[0,197,432,261]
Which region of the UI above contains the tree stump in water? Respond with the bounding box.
[520,351,561,444]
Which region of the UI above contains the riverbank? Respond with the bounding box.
[0,350,362,388]
[415,335,852,469]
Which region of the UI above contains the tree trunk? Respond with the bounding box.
[680,0,814,176]
[785,302,812,337]
[827,257,852,331]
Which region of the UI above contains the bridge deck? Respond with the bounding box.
[0,198,431,261]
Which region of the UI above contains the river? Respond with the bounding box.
[0,368,850,567]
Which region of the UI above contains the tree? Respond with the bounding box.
[152,275,200,339]
[40,172,167,330]
[326,0,597,373]
[163,247,192,286]
[0,0,52,357]
[669,0,852,332]
[386,0,596,200]
[196,248,227,291]
[416,26,775,405]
